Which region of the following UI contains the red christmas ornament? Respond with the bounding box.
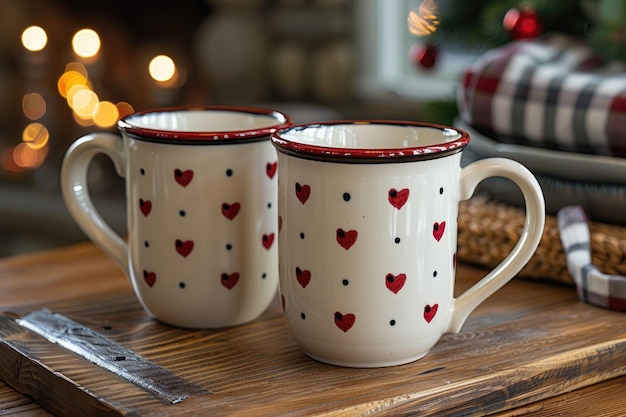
[410,43,438,69]
[503,6,543,39]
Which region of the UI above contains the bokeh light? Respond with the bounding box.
[408,0,440,37]
[1,146,21,172]
[72,29,101,58]
[22,122,49,150]
[21,26,48,52]
[12,142,48,169]
[65,61,89,77]
[70,88,99,119]
[58,70,90,98]
[73,112,95,127]
[92,101,119,128]
[22,93,47,120]
[149,55,176,82]
[116,102,135,119]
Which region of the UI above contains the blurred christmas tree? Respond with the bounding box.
[425,1,585,48]
[584,0,626,63]
[414,0,626,123]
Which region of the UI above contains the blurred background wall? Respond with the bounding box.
[0,0,400,256]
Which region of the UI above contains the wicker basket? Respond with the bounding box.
[458,197,626,286]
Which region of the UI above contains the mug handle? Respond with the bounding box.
[447,157,545,333]
[61,133,129,276]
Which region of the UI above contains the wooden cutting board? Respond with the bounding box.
[1,268,625,417]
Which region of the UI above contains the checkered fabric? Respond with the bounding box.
[558,206,626,311]
[458,34,626,158]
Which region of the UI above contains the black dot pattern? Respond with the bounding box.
[280,181,451,333]
[135,161,277,302]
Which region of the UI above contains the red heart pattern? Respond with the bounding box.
[295,182,311,204]
[221,202,241,220]
[284,181,450,336]
[175,239,194,257]
[221,272,240,290]
[424,304,438,323]
[433,221,446,242]
[262,233,275,250]
[385,273,406,294]
[143,270,156,287]
[174,169,194,187]
[296,267,311,288]
[336,228,358,250]
[137,161,276,302]
[334,312,356,332]
[388,188,410,210]
[266,162,277,179]
[139,198,152,217]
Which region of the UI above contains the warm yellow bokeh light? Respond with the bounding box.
[149,55,176,82]
[22,93,47,120]
[116,102,135,119]
[22,122,50,150]
[13,142,47,169]
[65,61,89,78]
[72,29,101,58]
[73,112,95,127]
[66,83,89,105]
[21,26,48,51]
[92,101,119,128]
[58,70,90,98]
[408,0,440,37]
[70,88,99,119]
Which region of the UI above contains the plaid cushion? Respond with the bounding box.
[458,34,626,158]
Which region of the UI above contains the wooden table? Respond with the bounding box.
[1,243,625,416]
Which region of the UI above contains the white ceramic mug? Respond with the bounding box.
[271,121,545,367]
[62,107,291,328]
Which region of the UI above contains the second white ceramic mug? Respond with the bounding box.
[272,121,545,367]
[62,106,291,328]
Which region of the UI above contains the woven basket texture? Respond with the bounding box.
[458,197,626,285]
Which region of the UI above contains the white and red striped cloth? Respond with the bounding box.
[458,34,626,158]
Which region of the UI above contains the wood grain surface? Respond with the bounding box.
[1,244,626,416]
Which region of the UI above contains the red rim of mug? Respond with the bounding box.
[118,105,292,144]
[271,120,470,163]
